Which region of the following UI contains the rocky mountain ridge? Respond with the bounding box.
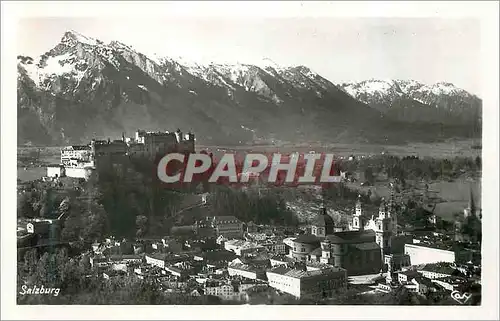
[17,30,481,146]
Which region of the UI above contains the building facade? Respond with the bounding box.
[49,128,195,181]
[404,244,455,265]
[224,240,265,257]
[47,164,65,178]
[227,263,267,280]
[61,145,93,167]
[210,216,244,239]
[290,235,321,262]
[266,265,347,299]
[145,253,167,269]
[310,207,335,238]
[319,231,382,276]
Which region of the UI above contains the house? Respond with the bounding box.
[190,288,203,297]
[266,265,347,299]
[228,262,267,280]
[261,241,287,255]
[90,255,109,268]
[431,276,467,291]
[145,253,168,269]
[384,253,411,272]
[184,238,218,252]
[196,216,244,239]
[216,235,228,245]
[162,238,183,252]
[269,255,295,268]
[108,254,143,264]
[282,237,297,248]
[102,269,128,280]
[47,164,65,178]
[204,280,257,301]
[133,243,144,254]
[375,283,395,294]
[193,250,237,271]
[397,270,420,284]
[26,219,53,236]
[417,263,458,279]
[246,233,268,242]
[308,247,323,263]
[165,265,188,278]
[411,277,437,295]
[224,239,266,257]
[151,242,164,251]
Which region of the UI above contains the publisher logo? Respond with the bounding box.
[450,290,472,305]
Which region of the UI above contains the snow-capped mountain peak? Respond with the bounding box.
[19,30,337,98]
[338,78,481,124]
[62,30,101,46]
[17,30,481,147]
[259,57,279,68]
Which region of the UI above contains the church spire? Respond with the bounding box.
[354,194,362,217]
[468,187,476,216]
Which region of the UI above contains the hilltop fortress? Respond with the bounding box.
[47,129,195,180]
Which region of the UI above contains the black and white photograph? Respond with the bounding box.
[1,1,499,320]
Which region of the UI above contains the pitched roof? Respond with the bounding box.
[212,216,241,222]
[197,250,236,262]
[310,247,322,256]
[326,230,376,244]
[398,270,420,277]
[413,276,435,287]
[354,242,381,251]
[62,145,91,151]
[294,234,321,245]
[268,266,345,279]
[419,263,457,275]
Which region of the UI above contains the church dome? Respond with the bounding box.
[311,207,335,235]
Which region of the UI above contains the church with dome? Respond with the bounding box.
[289,187,411,277]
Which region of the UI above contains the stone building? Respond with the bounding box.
[195,216,244,239]
[266,265,347,299]
[290,234,321,262]
[310,207,335,238]
[319,230,382,276]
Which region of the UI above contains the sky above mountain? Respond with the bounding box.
[17,17,480,95]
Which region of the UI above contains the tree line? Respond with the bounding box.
[340,155,481,184]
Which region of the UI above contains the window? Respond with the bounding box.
[301,248,305,252]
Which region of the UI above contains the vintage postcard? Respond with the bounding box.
[1,1,498,320]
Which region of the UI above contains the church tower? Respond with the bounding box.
[351,194,364,231]
[375,198,393,256]
[388,183,398,236]
[464,187,476,218]
[320,238,332,264]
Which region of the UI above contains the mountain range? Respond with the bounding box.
[17,30,482,146]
